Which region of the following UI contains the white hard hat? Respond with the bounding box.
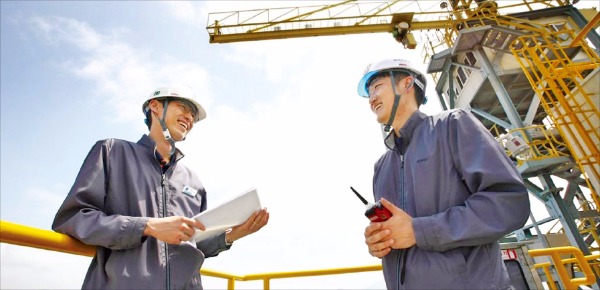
[142,86,206,122]
[357,58,427,98]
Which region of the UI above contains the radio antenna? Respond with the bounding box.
[350,186,369,205]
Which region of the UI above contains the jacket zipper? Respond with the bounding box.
[162,173,171,290]
[399,152,407,288]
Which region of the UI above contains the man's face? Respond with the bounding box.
[367,75,397,124]
[367,73,415,125]
[153,99,196,141]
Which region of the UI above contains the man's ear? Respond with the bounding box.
[404,75,414,88]
[148,99,162,114]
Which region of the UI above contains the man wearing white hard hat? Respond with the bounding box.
[53,86,269,289]
[358,59,529,289]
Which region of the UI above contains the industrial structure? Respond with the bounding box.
[205,0,600,289]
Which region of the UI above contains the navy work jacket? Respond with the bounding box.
[53,135,230,289]
[373,109,530,289]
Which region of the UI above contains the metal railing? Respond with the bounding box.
[6,220,600,289]
[529,246,599,290]
[0,220,381,289]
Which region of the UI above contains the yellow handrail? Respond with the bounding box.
[0,220,96,257]
[0,220,382,289]
[240,265,383,289]
[528,246,598,289]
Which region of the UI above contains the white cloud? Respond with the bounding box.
[28,14,213,125]
[30,15,101,51]
[164,1,204,28]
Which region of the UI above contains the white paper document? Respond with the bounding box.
[191,188,261,242]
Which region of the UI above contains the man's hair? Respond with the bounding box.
[144,98,168,130]
[144,110,153,130]
[368,70,426,106]
[143,97,199,130]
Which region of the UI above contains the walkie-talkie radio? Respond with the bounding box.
[350,186,392,222]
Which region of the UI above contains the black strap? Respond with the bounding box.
[384,71,401,133]
[158,99,176,157]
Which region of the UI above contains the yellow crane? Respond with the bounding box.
[206,0,600,288]
[206,1,594,48]
[207,0,438,47]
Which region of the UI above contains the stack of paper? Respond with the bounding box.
[191,188,261,242]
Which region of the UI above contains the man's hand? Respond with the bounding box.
[364,222,394,258]
[379,198,416,250]
[144,216,205,245]
[225,208,269,244]
[364,198,416,258]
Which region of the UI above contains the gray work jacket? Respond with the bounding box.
[373,109,530,289]
[53,135,230,289]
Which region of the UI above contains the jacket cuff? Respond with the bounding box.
[219,232,233,250]
[126,217,151,247]
[412,216,437,251]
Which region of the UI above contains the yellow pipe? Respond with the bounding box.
[0,220,238,281]
[198,268,241,280]
[241,264,382,280]
[0,220,95,257]
[529,246,597,289]
[534,262,557,290]
[1,220,385,289]
[571,11,600,47]
[238,265,382,289]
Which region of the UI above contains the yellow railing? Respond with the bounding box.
[490,124,569,167]
[508,13,600,206]
[6,220,600,289]
[0,220,381,289]
[529,246,599,290]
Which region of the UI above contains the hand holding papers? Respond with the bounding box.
[191,188,261,242]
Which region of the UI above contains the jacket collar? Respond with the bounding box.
[383,110,427,153]
[138,134,185,162]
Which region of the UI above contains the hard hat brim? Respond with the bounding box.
[357,70,378,98]
[187,99,206,123]
[142,97,207,123]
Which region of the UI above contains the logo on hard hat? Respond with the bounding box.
[154,91,160,96]
[394,59,409,66]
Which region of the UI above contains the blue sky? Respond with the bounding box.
[2,1,595,289]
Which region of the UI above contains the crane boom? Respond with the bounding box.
[206,0,572,44]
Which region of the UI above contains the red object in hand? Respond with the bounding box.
[365,201,393,222]
[350,187,393,222]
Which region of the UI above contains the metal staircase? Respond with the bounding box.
[424,10,600,285]
[508,16,600,208]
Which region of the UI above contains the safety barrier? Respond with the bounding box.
[529,246,599,290]
[0,220,381,289]
[6,220,599,289]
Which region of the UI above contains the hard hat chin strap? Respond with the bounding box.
[158,99,176,157]
[384,71,414,133]
[384,89,400,133]
[383,71,415,133]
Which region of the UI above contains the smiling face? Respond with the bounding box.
[166,100,196,140]
[367,74,397,124]
[149,98,196,141]
[367,71,419,132]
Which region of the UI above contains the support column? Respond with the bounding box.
[473,47,524,129]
